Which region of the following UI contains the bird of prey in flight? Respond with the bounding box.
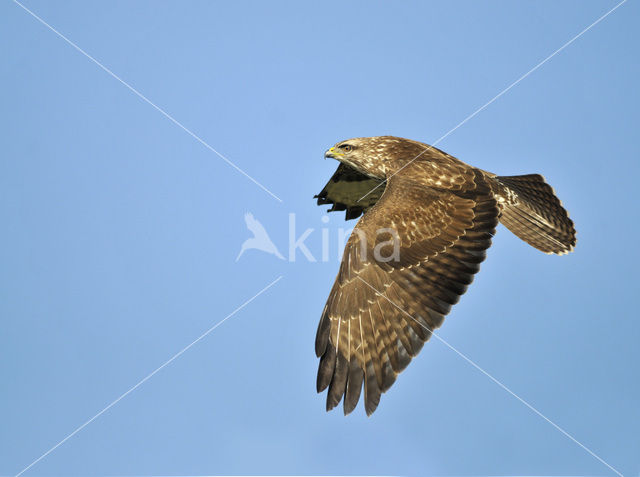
[314,136,576,416]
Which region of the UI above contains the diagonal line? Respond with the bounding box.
[357,0,627,203]
[13,275,283,477]
[355,275,623,477]
[12,0,283,203]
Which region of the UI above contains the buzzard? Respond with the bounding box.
[314,136,576,416]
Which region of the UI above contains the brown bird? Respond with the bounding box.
[314,136,576,416]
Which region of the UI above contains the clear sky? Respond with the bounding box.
[1,1,638,476]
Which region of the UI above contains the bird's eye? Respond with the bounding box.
[339,144,353,152]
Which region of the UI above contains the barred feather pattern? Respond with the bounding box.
[314,136,577,416]
[495,174,576,254]
[315,174,499,415]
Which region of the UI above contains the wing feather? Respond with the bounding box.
[316,172,499,415]
[315,163,385,220]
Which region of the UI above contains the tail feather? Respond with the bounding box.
[496,174,576,255]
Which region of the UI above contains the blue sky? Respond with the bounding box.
[1,1,638,475]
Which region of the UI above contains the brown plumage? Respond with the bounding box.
[314,136,576,416]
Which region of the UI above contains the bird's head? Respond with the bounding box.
[324,136,425,179]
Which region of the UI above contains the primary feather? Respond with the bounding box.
[314,136,576,415]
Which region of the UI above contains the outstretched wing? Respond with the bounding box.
[315,172,499,415]
[315,163,386,220]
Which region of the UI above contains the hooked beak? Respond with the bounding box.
[324,146,343,160]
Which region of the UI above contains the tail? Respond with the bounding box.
[495,174,576,255]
